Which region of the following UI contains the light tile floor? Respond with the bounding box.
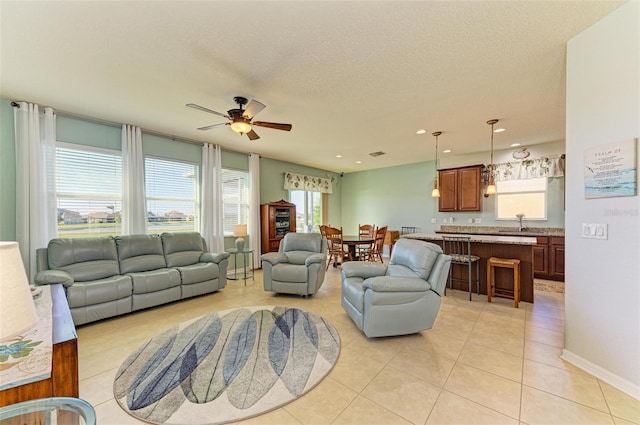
[77,265,639,425]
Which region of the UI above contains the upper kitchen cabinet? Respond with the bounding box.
[438,165,483,212]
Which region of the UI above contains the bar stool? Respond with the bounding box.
[487,257,521,308]
[442,236,480,301]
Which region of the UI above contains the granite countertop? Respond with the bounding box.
[437,225,565,237]
[403,233,538,245]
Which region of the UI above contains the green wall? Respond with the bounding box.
[1,96,564,248]
[340,159,565,235]
[0,99,16,241]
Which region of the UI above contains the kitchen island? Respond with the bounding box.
[402,233,537,303]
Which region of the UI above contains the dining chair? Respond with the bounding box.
[366,225,387,263]
[357,224,375,258]
[441,235,480,301]
[325,226,351,270]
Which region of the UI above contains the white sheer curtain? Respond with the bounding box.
[13,102,58,279]
[200,143,224,252]
[121,125,147,234]
[248,153,261,264]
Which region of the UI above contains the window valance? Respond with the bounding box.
[491,155,565,182]
[283,172,333,194]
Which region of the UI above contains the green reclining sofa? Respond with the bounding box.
[34,232,229,325]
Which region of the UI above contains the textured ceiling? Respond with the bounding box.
[0,1,624,173]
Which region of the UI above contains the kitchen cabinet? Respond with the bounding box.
[549,237,565,280]
[438,165,483,212]
[534,236,564,281]
[260,200,296,254]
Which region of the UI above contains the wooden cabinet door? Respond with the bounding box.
[533,244,549,277]
[550,237,565,280]
[458,166,481,211]
[438,169,458,212]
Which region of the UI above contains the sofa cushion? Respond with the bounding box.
[65,275,132,309]
[129,268,181,294]
[161,232,204,267]
[47,237,120,281]
[176,262,220,285]
[116,234,167,273]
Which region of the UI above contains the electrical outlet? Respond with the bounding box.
[442,218,448,224]
[431,218,437,224]
[474,218,481,224]
[468,218,473,224]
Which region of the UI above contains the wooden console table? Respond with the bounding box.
[0,284,78,406]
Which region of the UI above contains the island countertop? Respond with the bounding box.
[402,233,537,245]
[401,233,536,303]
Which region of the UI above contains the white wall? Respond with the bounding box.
[564,0,639,398]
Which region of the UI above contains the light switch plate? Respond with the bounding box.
[431,218,437,224]
[582,223,608,239]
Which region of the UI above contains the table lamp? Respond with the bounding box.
[234,224,248,252]
[0,242,38,342]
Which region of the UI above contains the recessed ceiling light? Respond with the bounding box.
[356,160,362,164]
[336,154,343,158]
[443,149,452,153]
[416,129,427,135]
[494,128,506,133]
[510,143,521,147]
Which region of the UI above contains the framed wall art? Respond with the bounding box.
[584,139,637,199]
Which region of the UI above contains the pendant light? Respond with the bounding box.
[431,131,442,198]
[485,119,499,195]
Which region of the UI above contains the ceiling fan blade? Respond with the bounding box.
[246,129,260,140]
[243,99,266,119]
[197,123,228,131]
[186,103,230,119]
[252,121,292,131]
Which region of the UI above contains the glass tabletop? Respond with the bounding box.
[226,248,255,254]
[0,397,96,425]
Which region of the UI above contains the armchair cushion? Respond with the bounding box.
[362,276,431,292]
[341,262,387,279]
[388,239,443,280]
[261,252,288,265]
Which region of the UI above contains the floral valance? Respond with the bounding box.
[490,155,565,182]
[283,172,333,194]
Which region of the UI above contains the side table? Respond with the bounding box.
[226,248,255,284]
[0,397,95,425]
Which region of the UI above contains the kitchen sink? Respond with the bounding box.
[498,229,545,234]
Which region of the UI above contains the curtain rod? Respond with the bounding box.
[11,100,256,154]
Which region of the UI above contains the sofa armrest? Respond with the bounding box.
[341,262,387,278]
[200,252,230,263]
[305,252,326,266]
[261,252,288,266]
[34,270,74,288]
[363,276,431,292]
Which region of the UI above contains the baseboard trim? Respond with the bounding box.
[561,349,640,400]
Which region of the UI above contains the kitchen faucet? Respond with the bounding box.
[516,213,525,231]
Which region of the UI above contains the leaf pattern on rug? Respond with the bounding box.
[225,310,280,409]
[114,306,341,425]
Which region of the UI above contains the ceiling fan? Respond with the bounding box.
[186,96,292,140]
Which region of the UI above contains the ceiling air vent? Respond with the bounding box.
[369,151,386,157]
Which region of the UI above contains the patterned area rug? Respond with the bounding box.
[534,279,565,293]
[114,306,340,425]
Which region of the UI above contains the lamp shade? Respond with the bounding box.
[0,242,37,342]
[233,224,248,237]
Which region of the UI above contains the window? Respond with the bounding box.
[56,143,122,238]
[290,190,321,233]
[145,156,198,233]
[496,178,547,220]
[222,169,249,235]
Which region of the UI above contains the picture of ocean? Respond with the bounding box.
[585,167,637,198]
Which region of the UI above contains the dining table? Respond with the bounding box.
[341,235,375,261]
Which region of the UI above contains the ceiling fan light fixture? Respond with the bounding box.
[231,119,252,134]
